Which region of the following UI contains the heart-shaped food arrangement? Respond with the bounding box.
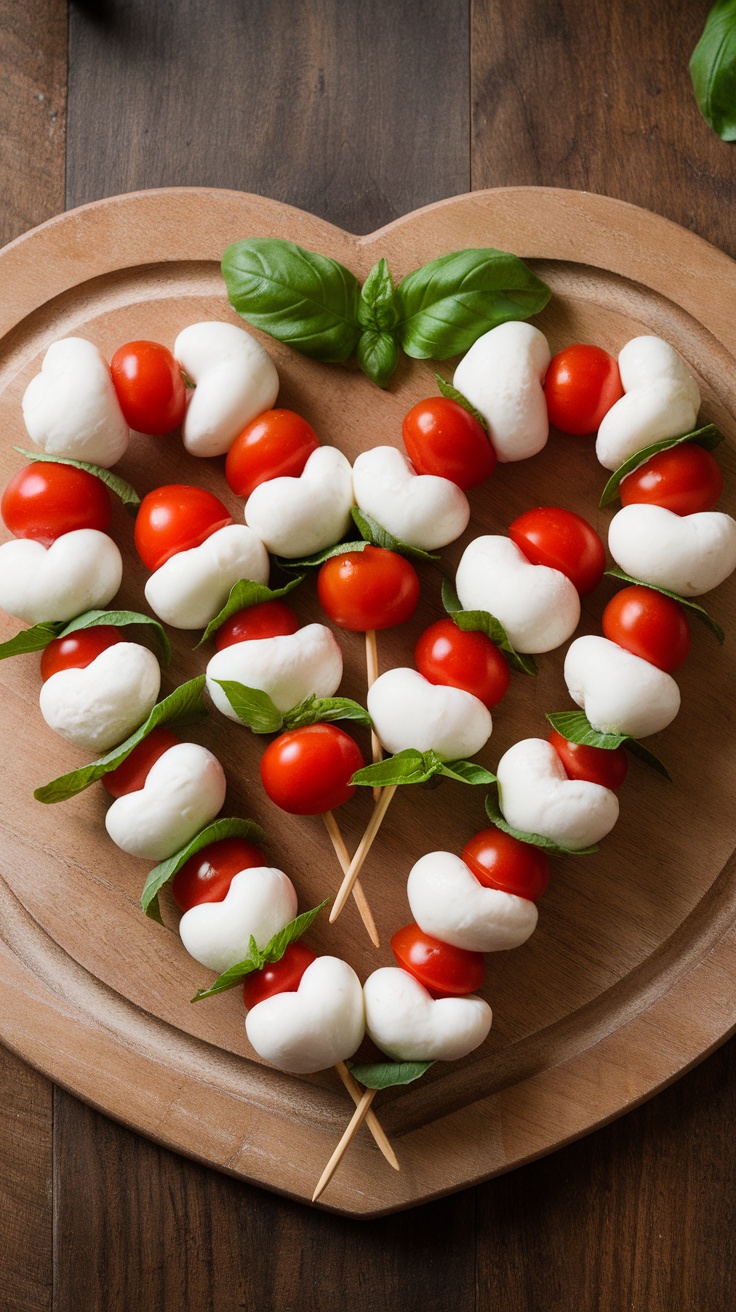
[1,224,734,1206]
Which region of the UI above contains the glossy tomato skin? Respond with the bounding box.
[619,443,723,515]
[225,409,320,499]
[214,599,300,650]
[40,625,123,682]
[509,505,605,596]
[547,729,629,790]
[602,585,690,673]
[134,484,232,572]
[544,344,623,435]
[242,943,317,1010]
[101,726,182,797]
[414,617,510,708]
[110,340,187,436]
[2,462,113,545]
[461,828,550,901]
[317,546,420,632]
[391,923,485,998]
[401,396,496,490]
[260,723,365,815]
[171,837,267,912]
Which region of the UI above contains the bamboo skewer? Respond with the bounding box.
[322,810,379,947]
[335,1062,399,1171]
[329,785,397,924]
[312,1086,377,1202]
[365,629,382,802]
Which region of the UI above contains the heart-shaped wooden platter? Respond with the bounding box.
[1,188,735,1216]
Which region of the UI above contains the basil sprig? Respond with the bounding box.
[141,816,265,923]
[214,682,371,736]
[191,899,329,1001]
[546,710,671,780]
[351,507,440,563]
[606,568,724,642]
[484,790,599,855]
[441,578,537,675]
[0,607,171,664]
[347,1060,435,1090]
[351,748,496,789]
[599,424,723,508]
[434,374,489,431]
[690,1,736,139]
[13,446,141,509]
[196,575,304,647]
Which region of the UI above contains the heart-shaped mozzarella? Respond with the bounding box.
[39,643,161,752]
[245,956,365,1074]
[179,867,298,973]
[367,667,492,759]
[564,634,680,738]
[452,322,551,462]
[596,336,700,470]
[105,742,227,861]
[244,447,354,558]
[206,623,343,718]
[497,738,619,849]
[363,967,492,1062]
[407,851,538,952]
[144,525,269,629]
[0,529,122,624]
[174,322,279,457]
[455,535,580,653]
[22,337,129,467]
[352,446,470,550]
[608,504,736,597]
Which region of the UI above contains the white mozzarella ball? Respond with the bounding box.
[39,642,160,752]
[608,503,736,597]
[144,524,269,629]
[0,529,122,624]
[179,868,298,973]
[174,322,279,457]
[22,338,129,467]
[352,446,470,550]
[596,336,700,470]
[496,738,619,850]
[367,667,492,760]
[455,535,580,653]
[564,634,680,738]
[244,447,354,558]
[105,742,227,861]
[245,956,365,1074]
[206,623,343,718]
[363,967,492,1062]
[453,321,551,462]
[407,851,538,952]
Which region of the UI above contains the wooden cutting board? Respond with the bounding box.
[0,187,735,1217]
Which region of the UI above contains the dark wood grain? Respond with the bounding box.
[0,1046,52,1312]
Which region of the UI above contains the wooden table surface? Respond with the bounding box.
[3,1,736,1307]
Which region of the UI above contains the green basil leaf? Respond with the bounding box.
[212,680,284,734]
[358,258,400,332]
[34,675,208,802]
[439,760,497,786]
[546,710,628,751]
[599,424,724,508]
[690,1,736,139]
[441,578,537,675]
[283,694,371,730]
[623,738,672,781]
[605,568,725,642]
[346,1060,435,1090]
[60,608,171,665]
[434,374,489,432]
[196,575,304,647]
[356,330,400,388]
[192,936,263,1001]
[393,249,551,361]
[192,899,329,1001]
[13,446,141,509]
[0,620,65,660]
[141,816,266,922]
[221,238,361,363]
[275,540,369,571]
[258,898,329,966]
[351,507,441,563]
[351,748,442,788]
[484,790,599,855]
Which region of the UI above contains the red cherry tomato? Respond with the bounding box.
[1,462,112,546]
[110,340,187,436]
[414,617,510,709]
[242,942,317,1010]
[171,837,267,911]
[225,409,320,499]
[40,625,123,682]
[509,505,605,596]
[544,344,624,435]
[260,723,365,816]
[134,484,232,572]
[547,729,629,790]
[391,923,485,998]
[619,442,723,515]
[101,726,182,797]
[602,585,690,673]
[317,546,420,632]
[214,600,300,650]
[461,828,549,901]
[401,396,496,490]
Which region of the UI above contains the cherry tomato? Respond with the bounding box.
[317,546,420,632]
[214,600,300,651]
[101,726,182,797]
[171,837,267,911]
[461,828,549,901]
[225,409,320,499]
[401,396,496,490]
[134,484,232,572]
[547,729,629,790]
[260,724,365,816]
[509,505,605,596]
[602,585,690,673]
[40,625,123,681]
[391,923,485,998]
[544,344,624,435]
[619,442,723,515]
[242,942,317,1010]
[110,340,187,436]
[2,462,113,546]
[414,618,510,708]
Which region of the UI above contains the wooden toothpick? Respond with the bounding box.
[365,629,383,802]
[312,1087,377,1202]
[335,1061,399,1171]
[322,810,379,947]
[329,785,397,924]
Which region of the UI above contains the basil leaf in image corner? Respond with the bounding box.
[356,329,400,388]
[274,539,369,570]
[60,608,171,665]
[191,899,329,1001]
[346,1060,435,1090]
[546,710,628,751]
[434,374,489,432]
[358,258,400,332]
[213,680,284,734]
[441,577,537,676]
[439,759,497,786]
[221,237,362,362]
[141,816,266,922]
[599,424,724,507]
[0,619,65,660]
[196,574,304,647]
[351,507,441,563]
[393,248,551,361]
[690,0,736,139]
[13,446,141,509]
[484,790,599,855]
[283,694,371,731]
[351,748,443,788]
[605,568,725,642]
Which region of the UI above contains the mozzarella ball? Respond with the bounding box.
[144,524,269,629]
[363,967,492,1062]
[179,868,298,973]
[174,322,279,457]
[244,447,354,558]
[352,446,470,550]
[496,738,619,850]
[407,851,538,952]
[22,338,129,467]
[367,667,492,759]
[596,336,700,470]
[105,742,227,861]
[0,529,122,624]
[39,642,160,752]
[245,956,365,1074]
[608,504,736,597]
[206,623,343,718]
[453,321,551,462]
[564,634,680,738]
[455,535,580,653]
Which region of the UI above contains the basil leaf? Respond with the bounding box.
[192,899,329,1001]
[599,424,723,507]
[546,710,628,751]
[196,575,304,647]
[356,330,400,388]
[605,568,725,642]
[351,749,442,788]
[141,816,266,922]
[439,760,497,786]
[34,675,208,802]
[690,1,736,139]
[346,1060,435,1090]
[0,620,65,660]
[283,694,371,730]
[393,249,551,361]
[221,238,361,363]
[212,680,284,734]
[484,790,599,855]
[13,446,141,509]
[60,608,171,665]
[275,539,369,571]
[358,258,400,332]
[434,374,489,432]
[441,578,537,675]
[624,738,672,781]
[192,936,262,1002]
[351,507,441,563]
